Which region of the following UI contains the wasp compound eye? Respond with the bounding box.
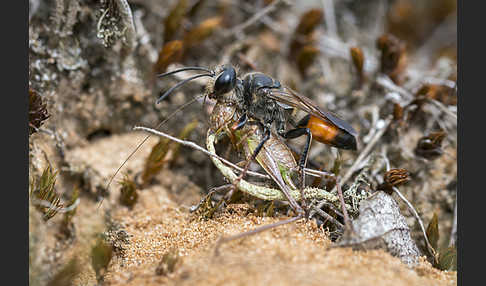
[213,66,236,95]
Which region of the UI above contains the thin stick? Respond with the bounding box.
[336,181,351,229]
[322,0,338,38]
[303,167,335,179]
[214,214,303,256]
[392,186,436,256]
[338,116,392,187]
[30,198,80,213]
[189,185,232,213]
[449,197,457,247]
[224,0,283,37]
[313,208,344,230]
[376,75,414,100]
[428,98,457,121]
[134,126,271,180]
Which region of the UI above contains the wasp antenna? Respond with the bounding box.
[157,66,214,78]
[156,73,213,104]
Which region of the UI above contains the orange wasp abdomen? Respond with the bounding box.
[299,115,357,150]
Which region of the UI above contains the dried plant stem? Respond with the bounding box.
[31,198,80,213]
[428,98,457,121]
[322,0,337,38]
[313,208,344,229]
[339,115,392,187]
[134,126,271,180]
[449,198,457,247]
[392,186,436,256]
[336,181,351,229]
[214,214,303,256]
[376,75,414,100]
[224,0,283,37]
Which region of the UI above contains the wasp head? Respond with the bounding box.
[213,65,237,95]
[206,64,240,99]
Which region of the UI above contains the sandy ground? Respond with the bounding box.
[50,133,456,286]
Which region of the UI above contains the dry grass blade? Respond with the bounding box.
[91,236,113,281]
[224,0,283,37]
[164,0,189,43]
[30,165,63,221]
[46,257,80,286]
[438,245,457,271]
[168,119,199,167]
[140,120,198,185]
[426,212,439,251]
[156,248,181,276]
[134,126,271,180]
[392,186,437,262]
[118,173,138,207]
[153,40,184,74]
[141,138,171,185]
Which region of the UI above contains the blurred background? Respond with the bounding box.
[29,0,456,284]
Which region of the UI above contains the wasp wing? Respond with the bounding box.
[268,87,357,137]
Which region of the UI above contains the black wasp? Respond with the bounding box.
[157,64,358,183]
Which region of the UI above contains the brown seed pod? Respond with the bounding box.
[378,168,410,194]
[182,16,222,50]
[350,46,365,86]
[384,168,410,187]
[414,130,447,160]
[289,8,323,59]
[294,9,324,36]
[376,34,407,84]
[415,84,457,106]
[393,103,404,123]
[29,88,50,136]
[350,47,364,75]
[296,45,320,76]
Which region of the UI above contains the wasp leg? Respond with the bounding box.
[232,127,271,188]
[232,113,248,130]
